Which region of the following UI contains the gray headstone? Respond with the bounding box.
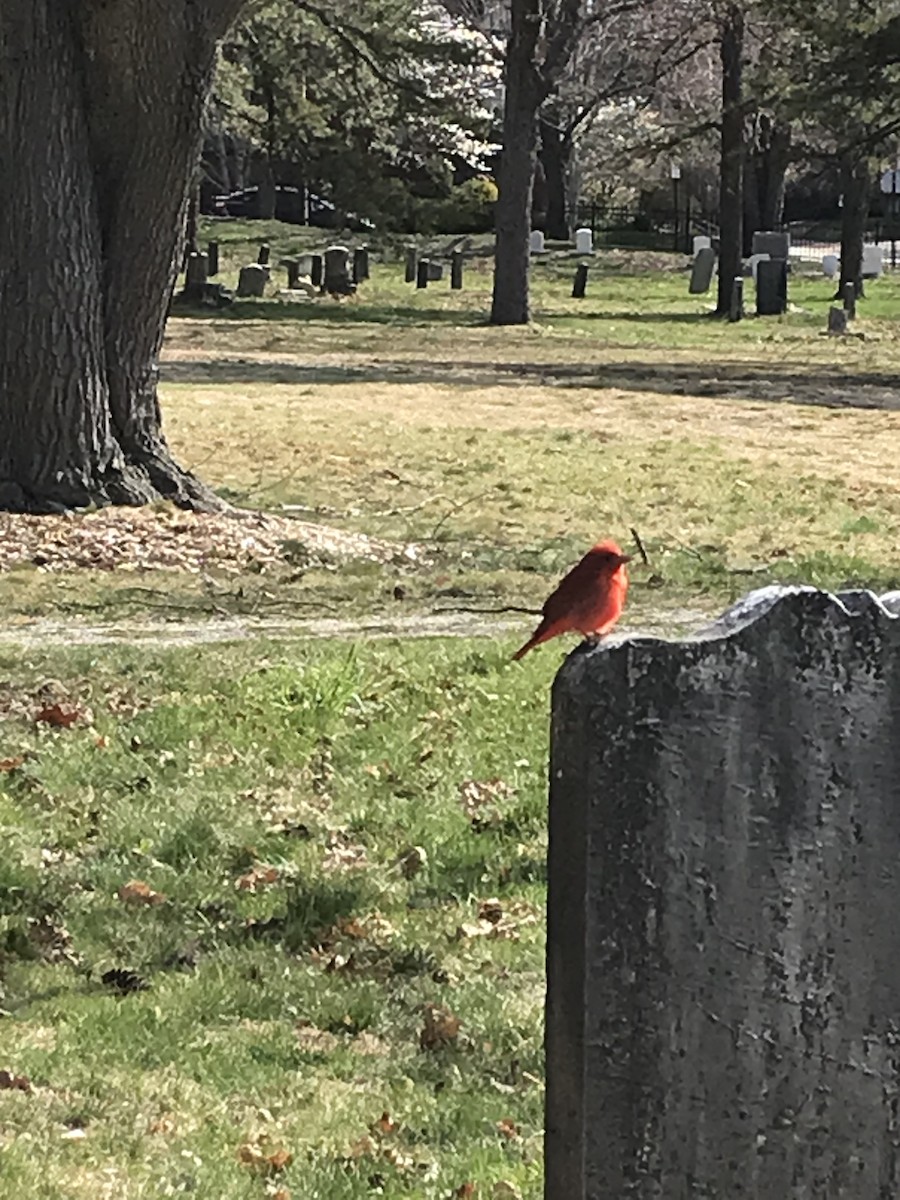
[688,247,716,294]
[236,263,268,298]
[828,305,849,335]
[183,251,208,302]
[426,261,444,282]
[751,230,790,259]
[546,586,900,1200]
[323,245,354,295]
[755,257,787,315]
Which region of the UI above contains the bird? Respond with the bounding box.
[512,538,632,661]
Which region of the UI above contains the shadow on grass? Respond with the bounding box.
[191,300,489,326]
[161,356,900,412]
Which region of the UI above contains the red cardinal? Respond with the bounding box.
[512,539,631,661]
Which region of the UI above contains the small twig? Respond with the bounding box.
[629,527,650,566]
[429,489,497,541]
[432,604,542,617]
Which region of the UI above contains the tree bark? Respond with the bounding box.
[838,154,871,300]
[491,0,543,325]
[0,0,244,513]
[539,116,575,241]
[715,4,744,317]
[743,115,790,255]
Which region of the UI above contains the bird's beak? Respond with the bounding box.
[618,554,633,565]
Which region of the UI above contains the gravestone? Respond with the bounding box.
[755,257,787,315]
[427,261,444,282]
[451,250,463,290]
[416,259,429,289]
[843,281,857,319]
[236,263,268,297]
[353,246,369,283]
[207,240,219,276]
[688,246,716,294]
[692,234,712,256]
[828,305,849,335]
[546,586,900,1200]
[729,275,743,322]
[405,246,418,284]
[571,264,589,298]
[751,229,790,260]
[530,230,546,254]
[863,243,884,278]
[310,254,323,289]
[297,254,313,278]
[285,259,301,289]
[183,251,208,302]
[323,245,354,295]
[574,227,593,254]
[257,242,270,266]
[822,253,839,278]
[746,252,769,280]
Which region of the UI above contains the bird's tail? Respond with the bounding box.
[511,619,558,661]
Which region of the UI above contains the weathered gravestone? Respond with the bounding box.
[692,234,712,256]
[236,263,268,297]
[427,261,444,282]
[689,246,716,294]
[353,246,370,283]
[405,246,418,283]
[828,305,849,335]
[545,585,900,1200]
[575,227,593,254]
[756,257,788,315]
[572,264,589,298]
[863,243,884,278]
[451,250,464,290]
[323,245,354,295]
[822,253,839,279]
[752,229,790,260]
[530,230,546,254]
[183,251,208,302]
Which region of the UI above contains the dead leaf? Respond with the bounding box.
[371,1110,397,1136]
[478,898,503,925]
[458,778,515,827]
[496,1118,520,1141]
[237,1138,293,1174]
[0,1069,31,1093]
[0,756,24,772]
[419,1003,461,1051]
[294,1023,339,1053]
[492,1185,522,1200]
[456,919,495,941]
[349,1135,377,1158]
[454,1185,477,1199]
[117,879,166,906]
[236,864,280,891]
[396,845,427,879]
[35,702,88,728]
[148,1113,177,1135]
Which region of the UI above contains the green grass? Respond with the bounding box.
[0,638,551,1198]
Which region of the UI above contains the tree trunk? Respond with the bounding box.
[491,0,543,326]
[743,115,790,255]
[838,154,871,300]
[0,0,243,513]
[539,117,574,241]
[715,4,744,317]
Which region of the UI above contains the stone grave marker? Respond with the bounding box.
[574,227,593,254]
[257,242,270,266]
[183,251,208,302]
[843,281,857,319]
[692,234,712,256]
[405,246,418,283]
[688,246,716,294]
[863,243,884,278]
[751,229,790,260]
[755,257,787,315]
[451,250,463,290]
[207,240,219,276]
[828,305,849,334]
[416,259,429,289]
[822,253,839,278]
[729,275,743,321]
[427,261,444,282]
[353,246,369,283]
[310,254,323,289]
[746,252,769,280]
[572,264,588,298]
[323,245,354,295]
[530,230,546,254]
[236,263,268,297]
[545,585,900,1200]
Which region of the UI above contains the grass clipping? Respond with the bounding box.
[0,506,421,574]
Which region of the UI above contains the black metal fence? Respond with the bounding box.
[573,203,718,253]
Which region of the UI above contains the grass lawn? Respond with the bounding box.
[3,221,900,1196]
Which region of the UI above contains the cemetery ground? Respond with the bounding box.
[3,222,900,1197]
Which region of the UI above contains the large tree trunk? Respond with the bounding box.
[539,116,574,241]
[743,115,790,255]
[491,0,543,326]
[0,0,242,513]
[715,4,744,317]
[838,153,871,300]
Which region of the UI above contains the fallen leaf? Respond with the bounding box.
[117,879,166,906]
[100,967,148,995]
[60,1127,88,1141]
[0,756,24,772]
[492,1184,522,1200]
[35,702,87,728]
[396,845,427,879]
[237,1139,293,1174]
[456,919,495,941]
[496,1118,520,1141]
[349,1135,377,1158]
[454,1185,477,1199]
[0,1069,31,1092]
[148,1113,177,1135]
[236,864,280,891]
[371,1110,397,1135]
[478,898,503,925]
[419,1003,461,1051]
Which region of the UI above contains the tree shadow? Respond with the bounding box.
[211,300,487,327]
[160,356,900,412]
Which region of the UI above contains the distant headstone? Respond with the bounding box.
[353,246,370,284]
[572,264,588,298]
[297,254,313,278]
[427,261,444,282]
[751,229,790,259]
[207,241,220,277]
[323,245,354,295]
[405,246,418,284]
[828,306,849,335]
[285,259,301,289]
[728,275,743,322]
[546,585,900,1200]
[822,253,839,278]
[843,281,857,319]
[236,263,268,298]
[692,235,712,256]
[257,243,271,266]
[451,250,463,290]
[746,252,770,280]
[310,254,323,289]
[863,243,884,278]
[688,247,716,294]
[416,259,429,289]
[756,257,788,315]
[183,251,208,302]
[530,230,546,254]
[574,227,593,254]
